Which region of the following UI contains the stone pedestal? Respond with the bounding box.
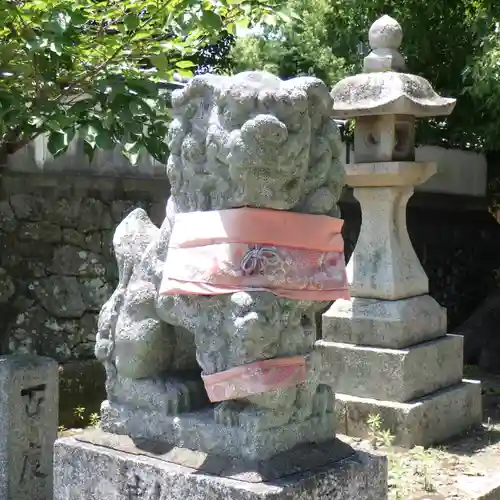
[99,397,336,461]
[53,431,388,500]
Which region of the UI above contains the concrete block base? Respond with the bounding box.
[317,334,464,402]
[335,380,482,448]
[53,431,388,499]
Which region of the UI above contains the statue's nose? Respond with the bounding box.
[241,115,288,146]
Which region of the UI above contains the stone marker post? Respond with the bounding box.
[0,355,58,500]
[318,15,482,447]
[53,70,388,499]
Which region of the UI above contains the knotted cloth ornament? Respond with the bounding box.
[159,207,350,402]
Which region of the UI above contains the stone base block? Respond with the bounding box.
[53,431,388,500]
[322,295,447,349]
[101,399,335,461]
[335,380,482,448]
[317,334,463,402]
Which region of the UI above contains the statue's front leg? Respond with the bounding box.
[99,208,203,418]
[191,293,333,439]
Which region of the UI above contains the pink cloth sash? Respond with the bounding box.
[159,208,349,301]
[202,356,307,402]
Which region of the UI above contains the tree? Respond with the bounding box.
[231,0,350,87]
[230,0,495,152]
[0,0,284,164]
[196,32,236,75]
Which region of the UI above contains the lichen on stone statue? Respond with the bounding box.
[95,71,348,459]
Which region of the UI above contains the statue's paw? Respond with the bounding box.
[163,379,193,414]
[95,339,113,361]
[214,401,242,427]
[214,395,293,429]
[109,375,207,415]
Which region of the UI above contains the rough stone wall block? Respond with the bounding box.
[324,15,482,447]
[0,355,58,500]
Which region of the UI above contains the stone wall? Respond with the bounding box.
[0,171,168,362]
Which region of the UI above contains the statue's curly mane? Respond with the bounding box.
[167,71,345,215]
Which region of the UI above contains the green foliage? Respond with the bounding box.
[464,4,500,152]
[71,405,100,428]
[73,405,86,421]
[366,413,395,449]
[88,412,101,428]
[0,0,283,164]
[231,0,500,153]
[231,0,350,86]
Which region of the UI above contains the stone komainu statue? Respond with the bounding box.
[95,71,348,459]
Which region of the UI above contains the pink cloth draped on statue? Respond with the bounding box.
[159,207,349,301]
[202,356,307,402]
[159,207,350,402]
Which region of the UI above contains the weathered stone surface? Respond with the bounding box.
[323,294,447,349]
[50,198,82,228]
[18,221,62,243]
[31,276,86,318]
[24,260,48,278]
[0,199,17,232]
[332,17,455,118]
[9,194,46,221]
[7,307,51,355]
[0,268,15,303]
[318,335,464,402]
[101,396,335,461]
[0,169,170,365]
[7,306,96,362]
[95,70,347,462]
[77,430,356,483]
[0,355,58,500]
[110,200,138,223]
[335,380,482,448]
[54,434,388,500]
[78,278,113,312]
[346,161,437,187]
[344,164,436,301]
[62,229,102,253]
[51,246,107,277]
[324,14,481,449]
[92,72,350,464]
[333,73,456,119]
[96,208,177,381]
[78,199,113,233]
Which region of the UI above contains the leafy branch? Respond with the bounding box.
[0,0,288,164]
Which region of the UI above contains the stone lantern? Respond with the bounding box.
[318,15,482,447]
